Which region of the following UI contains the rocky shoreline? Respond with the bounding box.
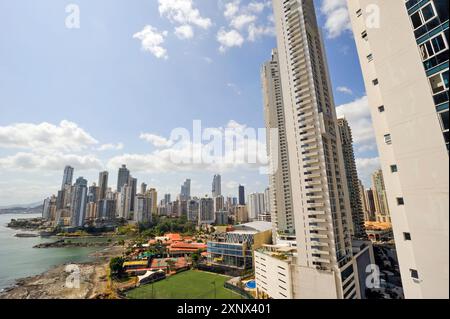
[0,246,125,299]
[33,240,118,249]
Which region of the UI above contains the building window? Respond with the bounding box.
[410,2,437,30]
[404,232,412,241]
[378,105,385,112]
[419,32,448,61]
[429,70,449,95]
[356,9,362,17]
[373,78,379,86]
[367,53,373,62]
[397,197,405,205]
[391,165,398,173]
[410,269,419,280]
[384,134,392,145]
[361,30,368,40]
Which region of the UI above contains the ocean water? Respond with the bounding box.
[0,214,102,291]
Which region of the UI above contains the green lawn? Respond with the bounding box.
[126,270,242,299]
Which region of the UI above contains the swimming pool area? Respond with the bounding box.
[245,280,256,289]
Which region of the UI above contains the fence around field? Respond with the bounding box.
[224,282,255,299]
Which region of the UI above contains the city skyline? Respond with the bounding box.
[0,0,380,206]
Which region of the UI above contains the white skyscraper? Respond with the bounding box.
[269,0,358,298]
[347,0,449,298]
[262,49,295,236]
[247,193,266,220]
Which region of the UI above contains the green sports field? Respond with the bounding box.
[126,270,242,299]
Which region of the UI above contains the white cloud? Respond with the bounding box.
[230,14,257,30]
[174,24,194,39]
[247,23,275,41]
[140,133,174,147]
[158,0,212,29]
[227,82,242,95]
[356,157,380,187]
[217,28,244,52]
[203,56,213,64]
[336,86,353,95]
[133,25,169,59]
[0,152,103,171]
[108,120,267,174]
[0,120,98,152]
[320,0,352,39]
[224,1,240,19]
[97,143,124,151]
[336,96,377,155]
[218,0,274,51]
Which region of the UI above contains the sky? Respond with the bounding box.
[0,0,380,206]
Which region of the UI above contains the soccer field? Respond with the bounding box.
[126,270,243,299]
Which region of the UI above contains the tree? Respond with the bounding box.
[110,257,125,278]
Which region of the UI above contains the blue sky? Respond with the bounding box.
[0,0,380,205]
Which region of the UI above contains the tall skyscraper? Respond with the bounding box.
[180,179,191,201]
[365,189,376,222]
[247,193,266,220]
[134,194,152,224]
[61,165,74,190]
[70,177,88,227]
[371,169,390,223]
[164,193,171,205]
[262,49,295,236]
[238,185,245,205]
[212,174,222,197]
[198,197,214,226]
[271,0,357,298]
[148,188,158,215]
[348,0,449,298]
[128,176,137,212]
[358,180,370,222]
[140,182,147,195]
[337,118,367,238]
[116,165,130,192]
[98,171,108,200]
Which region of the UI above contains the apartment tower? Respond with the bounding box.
[262,49,295,236]
[337,118,367,238]
[271,0,357,298]
[347,0,449,298]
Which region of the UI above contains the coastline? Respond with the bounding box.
[0,245,125,299]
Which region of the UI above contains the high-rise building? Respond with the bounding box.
[180,179,191,201]
[214,195,224,212]
[365,189,376,222]
[147,188,158,215]
[337,118,367,239]
[238,185,245,205]
[262,49,295,236]
[42,197,51,220]
[212,174,222,197]
[371,169,390,223]
[87,184,99,204]
[358,180,370,222]
[140,182,147,195]
[270,0,358,298]
[348,0,449,298]
[164,193,171,205]
[235,205,248,224]
[70,177,88,227]
[116,165,130,192]
[128,176,137,212]
[98,199,116,220]
[187,199,199,222]
[61,165,74,190]
[247,193,266,220]
[134,194,152,224]
[264,187,271,214]
[98,171,108,200]
[198,197,215,226]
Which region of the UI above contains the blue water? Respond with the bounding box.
[246,280,256,289]
[0,214,101,290]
